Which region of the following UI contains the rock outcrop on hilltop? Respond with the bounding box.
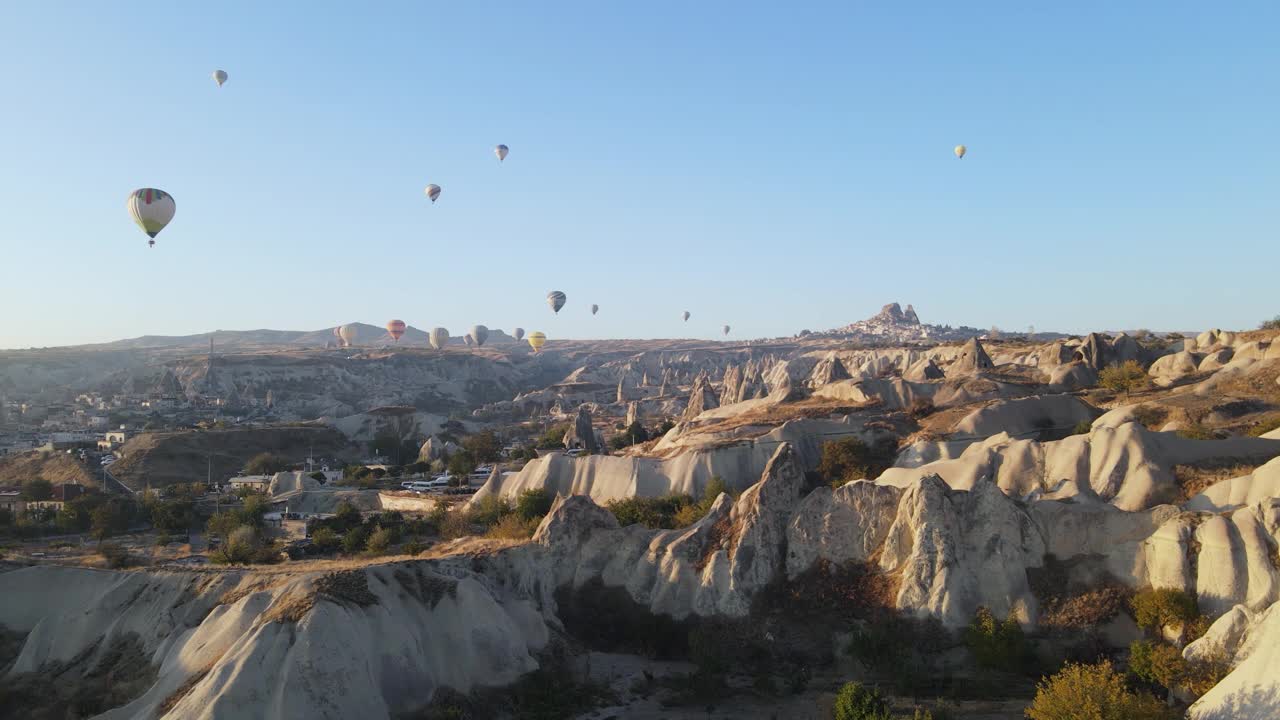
[815,302,985,343]
[807,353,852,388]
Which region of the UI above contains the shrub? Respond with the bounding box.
[98,541,131,568]
[819,437,895,488]
[1098,361,1148,399]
[468,495,512,528]
[833,681,893,720]
[365,527,395,554]
[1071,420,1093,435]
[1128,639,1184,691]
[439,510,472,540]
[1248,414,1280,437]
[1130,588,1200,641]
[245,452,289,475]
[515,488,553,522]
[485,514,539,540]
[447,451,477,481]
[332,502,362,530]
[1259,315,1280,331]
[606,494,694,529]
[908,397,936,419]
[1025,660,1174,720]
[210,526,262,565]
[402,540,425,555]
[1175,423,1217,440]
[964,607,1030,673]
[534,423,572,450]
[341,526,369,554]
[21,479,53,501]
[311,527,339,551]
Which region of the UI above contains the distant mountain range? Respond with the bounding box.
[76,323,520,352]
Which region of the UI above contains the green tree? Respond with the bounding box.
[90,499,133,541]
[245,452,289,476]
[341,526,369,554]
[1128,639,1186,694]
[534,423,571,450]
[515,488,553,521]
[1098,360,1148,400]
[818,437,893,488]
[964,606,1030,672]
[1025,660,1173,720]
[447,450,477,482]
[1131,588,1200,643]
[21,479,53,501]
[461,431,501,463]
[211,526,262,564]
[833,681,893,720]
[333,501,362,530]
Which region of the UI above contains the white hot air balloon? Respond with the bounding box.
[954,145,967,159]
[546,291,566,314]
[338,324,359,347]
[425,184,441,203]
[429,327,449,350]
[212,70,227,88]
[495,144,509,162]
[682,311,691,322]
[470,325,489,347]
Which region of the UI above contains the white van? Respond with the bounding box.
[407,481,436,493]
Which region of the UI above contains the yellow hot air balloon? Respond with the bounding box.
[126,188,176,248]
[954,145,967,159]
[527,331,547,353]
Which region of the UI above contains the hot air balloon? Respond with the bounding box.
[429,327,449,351]
[513,328,526,341]
[590,304,599,316]
[682,311,691,322]
[386,320,406,343]
[954,145,967,159]
[547,291,566,314]
[723,325,731,336]
[212,70,227,88]
[470,325,489,347]
[126,189,176,248]
[495,144,509,162]
[333,327,341,338]
[464,334,474,348]
[527,331,547,353]
[424,184,441,203]
[339,324,358,347]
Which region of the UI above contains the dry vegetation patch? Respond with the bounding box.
[1173,460,1261,502]
[157,666,211,716]
[393,566,458,608]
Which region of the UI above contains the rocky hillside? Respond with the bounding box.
[0,452,96,490]
[108,425,355,489]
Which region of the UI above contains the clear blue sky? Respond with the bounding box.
[2,1,1277,349]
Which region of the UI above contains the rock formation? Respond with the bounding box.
[682,372,719,420]
[951,337,995,373]
[562,405,599,453]
[807,353,852,388]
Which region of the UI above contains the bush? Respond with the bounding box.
[486,514,540,540]
[534,423,572,450]
[245,452,289,476]
[1175,423,1217,440]
[1247,414,1280,437]
[606,494,694,529]
[402,540,425,555]
[1259,315,1280,331]
[908,397,935,419]
[98,541,131,568]
[1026,660,1174,720]
[311,527,339,551]
[833,681,893,720]
[1130,588,1200,640]
[964,607,1030,673]
[21,479,53,501]
[333,502,362,531]
[1128,639,1184,691]
[1071,420,1093,435]
[341,526,369,554]
[819,437,895,488]
[365,527,395,554]
[468,495,512,528]
[210,525,263,565]
[1098,361,1148,399]
[515,488,553,522]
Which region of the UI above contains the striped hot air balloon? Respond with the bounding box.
[386,320,406,342]
[126,188,176,247]
[546,291,566,314]
[527,331,547,353]
[424,184,441,203]
[495,144,509,162]
[470,325,489,347]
